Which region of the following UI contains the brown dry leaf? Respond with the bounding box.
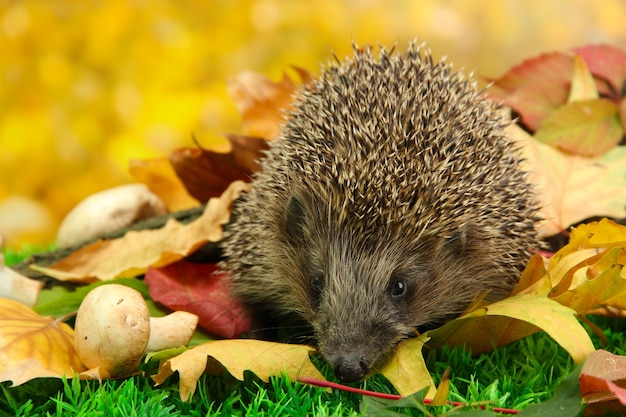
[0,299,86,385]
[129,157,199,212]
[152,339,324,401]
[169,135,269,203]
[509,123,626,236]
[378,335,436,398]
[228,70,310,139]
[30,181,249,282]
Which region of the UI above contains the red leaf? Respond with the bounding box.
[581,349,626,409]
[145,261,251,339]
[488,52,574,131]
[574,45,626,96]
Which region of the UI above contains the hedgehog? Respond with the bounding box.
[220,41,540,383]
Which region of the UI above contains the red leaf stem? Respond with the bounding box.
[297,376,520,415]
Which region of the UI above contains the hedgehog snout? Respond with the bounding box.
[332,352,370,382]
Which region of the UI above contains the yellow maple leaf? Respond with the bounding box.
[0,299,86,386]
[152,339,325,401]
[30,181,249,282]
[377,335,435,398]
[426,295,594,364]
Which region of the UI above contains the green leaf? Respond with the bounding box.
[33,278,159,318]
[360,386,432,416]
[517,362,583,417]
[534,98,622,156]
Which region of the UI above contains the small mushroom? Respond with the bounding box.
[56,183,167,248]
[74,284,198,377]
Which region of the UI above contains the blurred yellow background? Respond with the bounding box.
[1,0,625,248]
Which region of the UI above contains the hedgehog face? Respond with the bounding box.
[282,192,496,382]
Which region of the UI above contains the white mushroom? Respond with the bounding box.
[74,284,198,377]
[56,184,167,248]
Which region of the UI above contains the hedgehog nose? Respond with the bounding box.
[334,355,369,382]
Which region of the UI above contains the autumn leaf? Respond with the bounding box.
[228,70,310,140]
[169,134,269,203]
[129,157,200,212]
[152,339,325,401]
[510,124,626,236]
[580,350,626,416]
[567,55,599,102]
[0,299,86,386]
[426,295,594,364]
[489,45,626,135]
[145,261,251,338]
[573,45,626,96]
[534,99,622,157]
[377,335,436,398]
[30,181,249,281]
[488,52,573,131]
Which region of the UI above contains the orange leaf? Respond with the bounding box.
[30,181,249,282]
[152,339,324,401]
[228,70,309,139]
[0,299,85,385]
[129,157,199,212]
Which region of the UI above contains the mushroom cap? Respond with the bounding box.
[74,284,150,377]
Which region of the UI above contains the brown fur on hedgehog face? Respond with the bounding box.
[278,190,521,381]
[220,42,540,382]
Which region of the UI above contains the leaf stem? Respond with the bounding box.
[296,376,520,414]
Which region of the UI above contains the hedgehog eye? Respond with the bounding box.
[309,272,324,307]
[389,279,407,299]
[311,272,324,293]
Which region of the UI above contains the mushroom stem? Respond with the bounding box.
[147,311,199,352]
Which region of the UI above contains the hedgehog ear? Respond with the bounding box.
[285,193,308,245]
[442,226,468,257]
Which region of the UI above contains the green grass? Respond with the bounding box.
[3,247,625,416]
